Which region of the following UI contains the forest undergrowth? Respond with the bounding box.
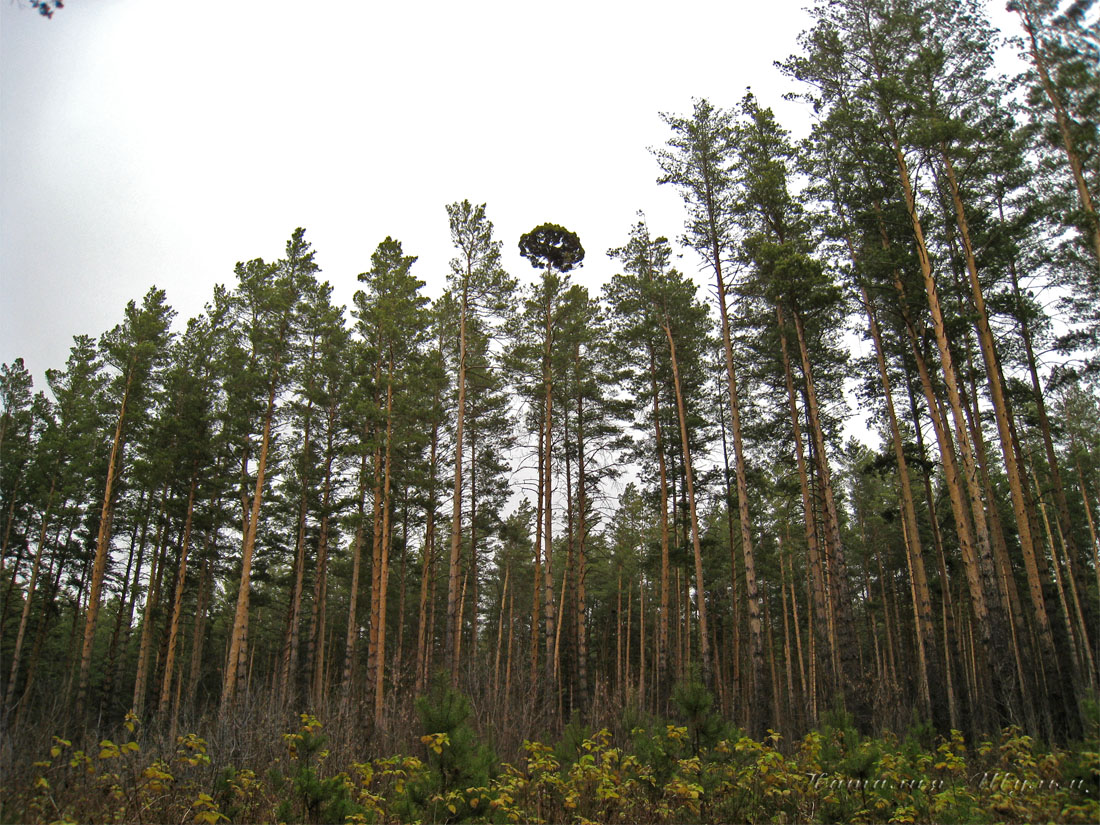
[3,683,1098,825]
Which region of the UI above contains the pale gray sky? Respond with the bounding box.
[1,0,1020,390]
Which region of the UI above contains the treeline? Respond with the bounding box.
[1,0,1098,750]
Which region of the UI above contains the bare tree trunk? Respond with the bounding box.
[777,311,834,708]
[445,284,469,685]
[222,379,278,710]
[859,283,945,729]
[372,364,395,726]
[662,320,711,685]
[788,304,865,724]
[541,282,556,694]
[574,356,589,708]
[310,403,339,711]
[6,480,54,710]
[494,564,509,697]
[415,390,440,695]
[529,416,544,691]
[711,256,765,735]
[942,151,1072,732]
[343,452,369,694]
[156,473,198,718]
[881,197,1011,727]
[280,398,313,706]
[133,502,173,719]
[187,553,211,706]
[77,368,133,719]
[647,345,672,705]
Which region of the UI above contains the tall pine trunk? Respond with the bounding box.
[222,379,278,709]
[77,367,133,720]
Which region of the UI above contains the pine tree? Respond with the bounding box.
[221,230,311,710]
[354,237,428,724]
[516,223,584,697]
[77,287,174,722]
[443,201,512,686]
[656,100,766,726]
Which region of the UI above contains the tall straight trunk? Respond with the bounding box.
[559,406,575,702]
[647,345,672,700]
[905,374,962,730]
[311,402,339,711]
[859,284,945,729]
[64,529,90,708]
[625,580,632,702]
[541,278,556,691]
[494,564,509,696]
[710,247,764,735]
[672,569,680,684]
[187,553,211,705]
[372,362,395,726]
[880,201,1011,727]
[222,379,278,709]
[788,304,865,723]
[1034,466,1096,685]
[12,552,59,727]
[779,547,796,731]
[6,479,54,709]
[942,150,1072,729]
[156,472,198,718]
[868,527,898,695]
[574,353,589,707]
[529,421,544,689]
[716,381,741,721]
[280,397,314,705]
[469,424,480,655]
[77,367,133,719]
[957,368,1038,731]
[787,537,810,727]
[0,468,27,626]
[867,28,1023,724]
[777,311,834,703]
[1003,198,1090,608]
[103,489,150,706]
[415,388,440,695]
[616,572,623,704]
[764,594,782,733]
[367,365,385,705]
[133,505,172,718]
[639,581,646,710]
[445,283,469,684]
[661,320,711,685]
[454,570,468,684]
[505,583,514,703]
[553,530,570,705]
[343,452,369,693]
[393,495,409,697]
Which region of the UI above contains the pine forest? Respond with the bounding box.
[2,0,1099,822]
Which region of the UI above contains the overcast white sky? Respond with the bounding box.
[1,0,1021,391]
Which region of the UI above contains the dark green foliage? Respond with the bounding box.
[670,679,730,754]
[518,224,585,274]
[412,681,497,821]
[268,715,363,825]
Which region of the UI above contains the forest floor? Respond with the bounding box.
[2,689,1098,824]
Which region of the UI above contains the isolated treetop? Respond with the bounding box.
[518,223,585,273]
